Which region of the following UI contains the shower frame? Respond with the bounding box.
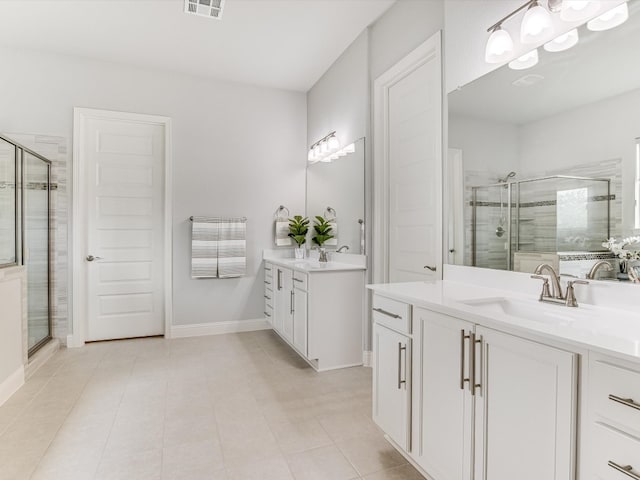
[0,134,53,356]
[471,175,611,270]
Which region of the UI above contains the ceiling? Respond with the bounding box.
[0,0,396,92]
[449,0,640,125]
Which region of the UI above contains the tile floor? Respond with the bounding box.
[0,330,425,480]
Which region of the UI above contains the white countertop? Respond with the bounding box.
[264,257,366,273]
[368,280,640,362]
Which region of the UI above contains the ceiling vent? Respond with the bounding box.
[512,74,545,87]
[184,0,225,20]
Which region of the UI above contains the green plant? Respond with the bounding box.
[288,215,309,247]
[312,216,334,247]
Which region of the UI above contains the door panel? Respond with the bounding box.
[84,117,165,341]
[293,288,307,355]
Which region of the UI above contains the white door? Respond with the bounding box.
[78,112,166,341]
[413,307,473,480]
[372,323,411,451]
[374,33,442,284]
[474,326,577,480]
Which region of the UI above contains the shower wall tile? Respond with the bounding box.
[5,133,69,344]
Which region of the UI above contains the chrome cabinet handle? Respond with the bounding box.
[470,332,476,395]
[460,330,470,390]
[608,461,640,479]
[277,269,282,290]
[264,311,271,317]
[424,265,437,272]
[474,335,483,396]
[264,280,271,285]
[290,291,294,314]
[86,255,103,262]
[293,277,303,283]
[609,394,640,411]
[264,295,271,300]
[373,307,401,319]
[265,267,272,271]
[397,343,407,389]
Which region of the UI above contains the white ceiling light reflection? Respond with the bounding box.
[588,2,629,31]
[544,28,579,52]
[509,49,539,70]
[560,0,601,22]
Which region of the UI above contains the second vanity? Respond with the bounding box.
[264,252,366,371]
[368,273,640,480]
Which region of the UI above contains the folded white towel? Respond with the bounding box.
[325,221,338,246]
[275,219,292,246]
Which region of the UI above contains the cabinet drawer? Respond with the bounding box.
[590,359,640,434]
[592,422,640,479]
[372,295,411,334]
[264,263,273,280]
[292,271,308,291]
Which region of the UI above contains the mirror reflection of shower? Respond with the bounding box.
[496,172,516,238]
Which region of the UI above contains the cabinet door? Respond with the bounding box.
[293,287,307,355]
[273,267,290,334]
[281,270,294,342]
[474,326,577,480]
[412,307,473,480]
[373,323,411,451]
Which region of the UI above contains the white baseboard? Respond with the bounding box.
[26,339,61,379]
[363,350,372,367]
[0,366,25,407]
[66,334,85,348]
[171,318,271,339]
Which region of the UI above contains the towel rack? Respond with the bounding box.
[189,216,247,222]
[274,205,290,218]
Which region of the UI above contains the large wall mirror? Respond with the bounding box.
[447,0,640,281]
[306,137,365,254]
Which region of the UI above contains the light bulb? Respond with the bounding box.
[521,1,552,44]
[327,135,340,152]
[560,0,601,21]
[587,2,628,31]
[544,28,579,52]
[508,49,539,70]
[485,26,514,63]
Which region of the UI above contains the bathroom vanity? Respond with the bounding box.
[369,274,640,480]
[264,254,366,371]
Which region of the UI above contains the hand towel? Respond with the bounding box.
[191,217,219,278]
[218,218,247,278]
[275,218,292,246]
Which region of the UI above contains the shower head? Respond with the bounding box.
[498,171,516,183]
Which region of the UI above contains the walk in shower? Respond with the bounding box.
[0,135,52,355]
[470,175,611,271]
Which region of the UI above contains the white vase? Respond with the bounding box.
[294,247,305,260]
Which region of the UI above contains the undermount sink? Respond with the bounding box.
[459,297,596,327]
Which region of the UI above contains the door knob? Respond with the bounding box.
[86,255,103,262]
[424,265,437,272]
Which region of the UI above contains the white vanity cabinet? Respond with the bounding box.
[372,296,412,452]
[373,296,578,480]
[263,262,274,325]
[265,259,364,371]
[588,354,640,480]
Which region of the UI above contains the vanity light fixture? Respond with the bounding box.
[309,132,341,163]
[587,1,629,31]
[509,49,540,70]
[485,0,630,66]
[544,28,579,51]
[521,0,553,43]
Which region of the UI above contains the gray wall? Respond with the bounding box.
[0,46,307,332]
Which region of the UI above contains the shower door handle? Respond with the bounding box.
[86,255,103,262]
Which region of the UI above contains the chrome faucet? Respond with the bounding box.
[531,263,589,307]
[533,264,563,299]
[587,260,613,280]
[336,245,349,253]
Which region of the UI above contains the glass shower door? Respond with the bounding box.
[23,151,51,354]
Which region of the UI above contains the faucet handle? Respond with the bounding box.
[531,275,552,300]
[565,279,589,307]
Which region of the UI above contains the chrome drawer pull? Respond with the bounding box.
[608,461,640,479]
[373,307,402,319]
[293,277,303,283]
[265,267,272,271]
[609,394,640,411]
[264,311,271,317]
[264,295,271,300]
[264,280,271,285]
